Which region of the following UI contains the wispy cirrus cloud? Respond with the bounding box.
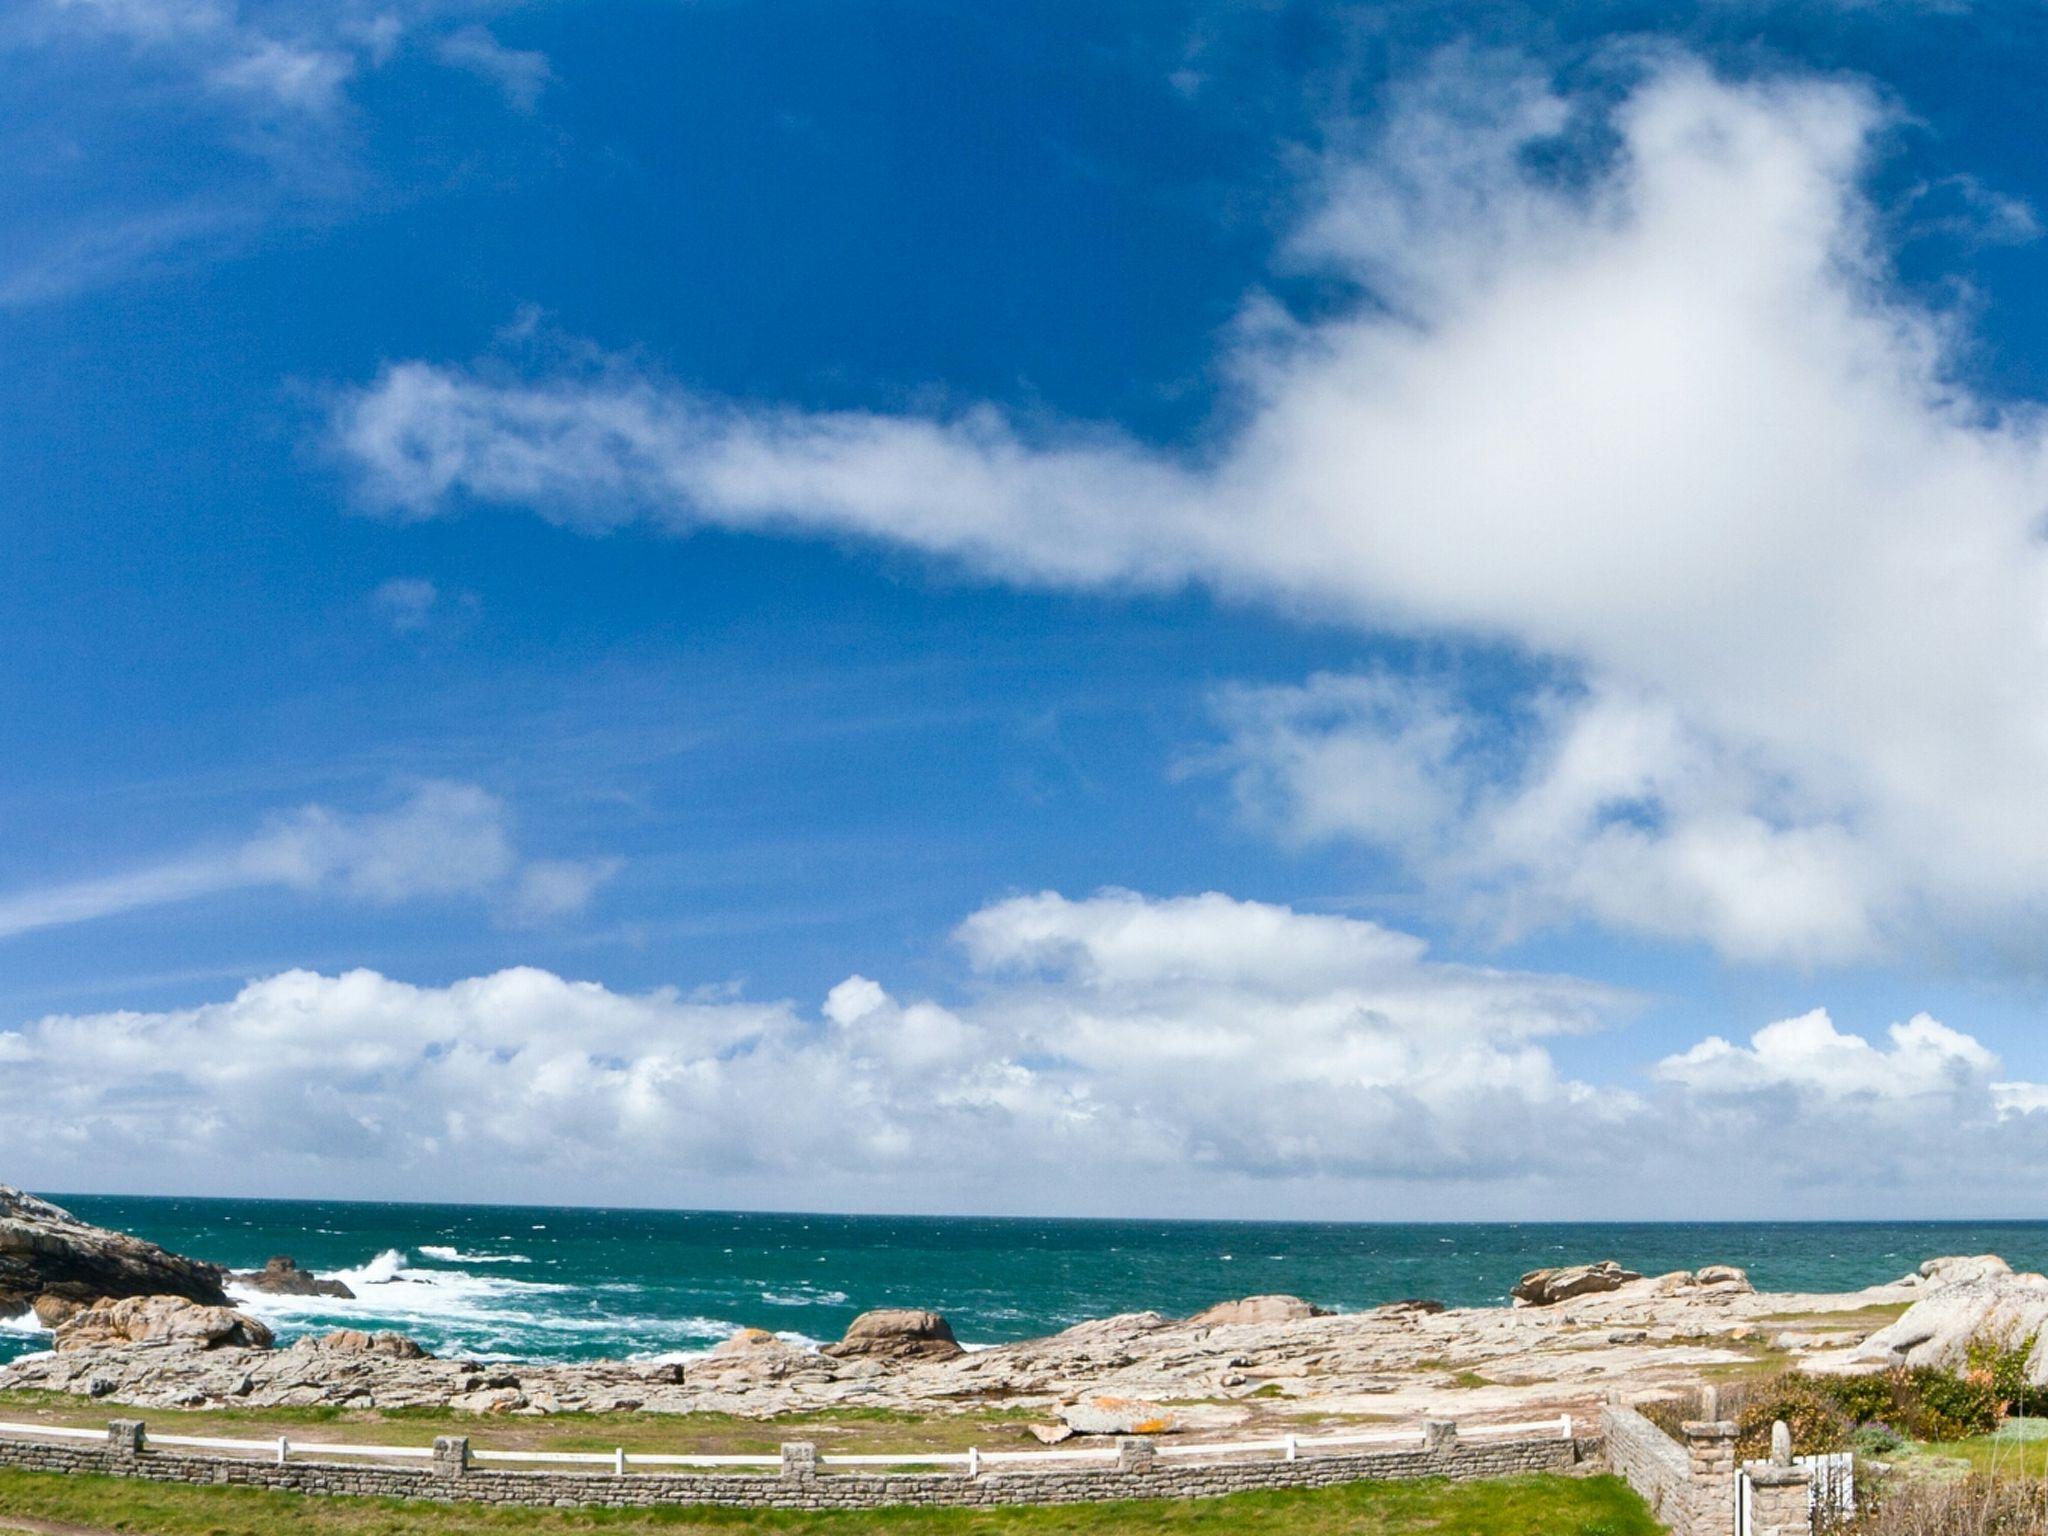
[328,54,2048,968]
[435,24,549,113]
[0,1,555,304]
[0,781,617,940]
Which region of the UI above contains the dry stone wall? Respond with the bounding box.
[1603,1402,1693,1529]
[0,1421,1594,1511]
[1600,1400,1816,1536]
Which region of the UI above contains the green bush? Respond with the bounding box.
[1848,1421,1904,1456]
[1906,1366,2004,1441]
[1825,1373,1897,1426]
[1717,1375,1854,1459]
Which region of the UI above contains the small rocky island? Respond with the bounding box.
[3,1184,2039,1429]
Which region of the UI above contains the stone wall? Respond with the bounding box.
[1602,1402,1693,1531]
[0,1420,1597,1511]
[1600,1400,1816,1536]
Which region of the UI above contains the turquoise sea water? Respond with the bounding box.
[6,1196,2047,1368]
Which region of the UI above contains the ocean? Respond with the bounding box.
[6,1196,2047,1369]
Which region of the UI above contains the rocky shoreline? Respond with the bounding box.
[1,1185,2035,1428]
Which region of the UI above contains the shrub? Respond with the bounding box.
[1836,1469,2048,1535]
[1849,1421,1905,1457]
[1906,1367,2004,1442]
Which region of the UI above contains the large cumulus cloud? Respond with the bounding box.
[4,889,2042,1215]
[331,55,2048,966]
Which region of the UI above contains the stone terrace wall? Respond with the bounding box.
[0,1421,1598,1511]
[1600,1401,1815,1536]
[1603,1402,1693,1531]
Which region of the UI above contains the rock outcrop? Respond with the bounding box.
[1913,1255,2012,1289]
[1511,1260,1642,1306]
[232,1256,354,1300]
[301,1329,427,1359]
[53,1295,273,1353]
[821,1308,965,1363]
[1857,1262,2048,1384]
[0,1185,229,1315]
[1189,1295,1327,1326]
[1060,1394,1179,1435]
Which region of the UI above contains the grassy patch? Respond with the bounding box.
[0,1392,1036,1457]
[1448,1372,1493,1390]
[0,1468,1659,1536]
[1753,1303,1911,1330]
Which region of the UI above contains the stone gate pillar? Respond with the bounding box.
[1681,1418,1739,1536]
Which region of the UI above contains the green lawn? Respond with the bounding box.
[0,1391,1038,1457]
[0,1469,1661,1536]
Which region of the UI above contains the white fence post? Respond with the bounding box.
[1558,1413,1572,1440]
[968,1446,980,1478]
[276,1436,289,1465]
[613,1447,626,1475]
[1284,1434,1298,1462]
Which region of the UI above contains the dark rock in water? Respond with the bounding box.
[821,1308,965,1362]
[1511,1260,1643,1307]
[1378,1298,1448,1315]
[0,1184,229,1314]
[233,1255,355,1299]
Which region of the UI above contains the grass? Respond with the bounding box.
[1895,1424,2048,1479]
[0,1392,1039,1457]
[1752,1303,1911,1331]
[0,1468,1660,1536]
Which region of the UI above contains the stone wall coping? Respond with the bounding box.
[1744,1464,1814,1488]
[1679,1420,1739,1439]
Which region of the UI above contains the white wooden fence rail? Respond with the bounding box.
[0,1411,1574,1476]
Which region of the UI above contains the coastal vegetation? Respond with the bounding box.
[0,1468,1660,1536]
[1647,1345,2047,1461]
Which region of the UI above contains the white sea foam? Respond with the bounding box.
[1,1309,49,1336]
[760,1288,849,1307]
[419,1246,533,1265]
[226,1248,741,1364]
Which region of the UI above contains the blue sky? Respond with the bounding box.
[6,0,2048,1217]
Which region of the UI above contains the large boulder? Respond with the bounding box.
[232,1256,354,1299]
[1914,1255,2013,1289]
[294,1329,427,1359]
[1189,1295,1328,1326]
[820,1308,964,1363]
[53,1295,273,1353]
[1856,1267,2048,1385]
[1059,1394,1179,1435]
[1511,1260,1643,1306]
[0,1186,229,1314]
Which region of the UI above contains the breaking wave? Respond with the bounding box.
[760,1288,848,1307]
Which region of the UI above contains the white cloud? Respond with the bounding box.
[329,54,2048,965]
[435,25,549,113]
[3,888,2041,1213]
[1209,674,1882,964]
[0,781,614,940]
[1656,1007,1997,1099]
[371,576,440,631]
[506,858,623,926]
[25,0,361,114]
[0,890,1638,1205]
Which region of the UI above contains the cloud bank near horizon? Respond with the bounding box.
[331,54,2048,970]
[1,888,2039,1217]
